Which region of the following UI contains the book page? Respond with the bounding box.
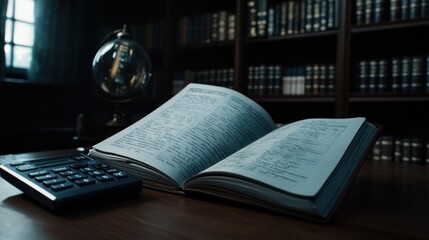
[195,118,365,197]
[93,83,276,188]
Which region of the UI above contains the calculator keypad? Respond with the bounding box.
[24,155,130,192]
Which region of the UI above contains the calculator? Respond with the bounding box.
[0,153,143,212]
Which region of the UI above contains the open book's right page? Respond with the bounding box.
[194,118,366,197]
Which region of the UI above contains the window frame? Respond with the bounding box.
[4,0,35,79]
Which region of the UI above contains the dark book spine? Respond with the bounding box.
[400,0,410,20]
[409,0,419,19]
[411,56,424,92]
[248,66,255,95]
[274,4,282,36]
[328,64,335,93]
[380,136,394,161]
[368,60,378,93]
[402,138,412,162]
[426,140,429,164]
[421,0,428,17]
[378,59,388,92]
[327,0,338,30]
[427,55,429,92]
[391,58,401,93]
[394,138,403,162]
[357,60,368,93]
[374,0,386,23]
[300,0,307,33]
[320,0,328,31]
[319,64,327,93]
[274,65,282,95]
[390,0,401,21]
[364,0,374,25]
[411,138,424,164]
[257,0,268,37]
[312,64,320,95]
[313,0,321,31]
[356,0,365,25]
[305,64,313,94]
[401,57,411,92]
[267,6,275,37]
[305,0,314,32]
[247,0,258,38]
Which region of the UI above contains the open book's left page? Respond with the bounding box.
[90,83,276,189]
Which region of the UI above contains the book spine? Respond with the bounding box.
[427,55,429,92]
[411,138,424,163]
[247,0,258,38]
[364,0,374,25]
[328,65,335,93]
[394,138,403,162]
[248,66,255,95]
[391,58,401,93]
[426,141,429,164]
[390,0,401,21]
[357,60,368,93]
[356,0,364,25]
[305,0,314,32]
[368,60,378,93]
[411,56,423,92]
[257,0,268,37]
[380,136,394,161]
[402,138,412,162]
[401,57,411,92]
[371,135,429,164]
[377,59,388,92]
[400,0,410,20]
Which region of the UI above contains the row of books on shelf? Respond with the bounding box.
[369,135,429,164]
[176,10,236,46]
[354,55,429,93]
[129,21,164,50]
[172,68,235,95]
[248,64,336,96]
[355,0,429,25]
[247,0,339,38]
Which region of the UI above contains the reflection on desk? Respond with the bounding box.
[1,149,428,239]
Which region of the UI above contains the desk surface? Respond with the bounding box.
[1,149,428,240]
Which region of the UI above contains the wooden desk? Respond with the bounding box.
[1,149,428,239]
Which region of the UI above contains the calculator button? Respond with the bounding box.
[52,166,70,173]
[60,170,79,176]
[10,161,25,166]
[67,174,86,181]
[16,164,37,172]
[28,170,49,178]
[93,163,109,169]
[51,183,74,191]
[105,168,118,174]
[96,175,114,182]
[75,178,96,186]
[88,170,104,177]
[113,172,128,179]
[70,163,87,169]
[35,174,57,182]
[80,167,96,173]
[43,178,66,186]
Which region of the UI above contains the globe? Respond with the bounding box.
[92,32,152,102]
[92,26,152,126]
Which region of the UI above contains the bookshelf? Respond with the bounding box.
[98,0,429,163]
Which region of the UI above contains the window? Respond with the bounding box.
[4,0,35,71]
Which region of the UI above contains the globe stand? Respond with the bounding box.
[106,104,127,127]
[92,24,152,133]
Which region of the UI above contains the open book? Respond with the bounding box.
[89,83,380,221]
